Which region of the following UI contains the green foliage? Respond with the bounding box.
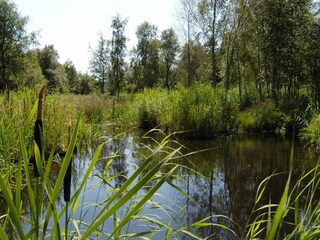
[14,50,46,88]
[238,101,290,134]
[175,85,226,138]
[64,60,79,94]
[300,113,320,148]
[37,45,68,93]
[130,85,241,138]
[160,28,179,90]
[109,14,127,98]
[0,0,33,92]
[174,85,240,138]
[129,85,296,137]
[131,88,173,130]
[89,33,110,94]
[176,41,210,86]
[134,22,160,89]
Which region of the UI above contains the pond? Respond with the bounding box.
[61,130,315,239]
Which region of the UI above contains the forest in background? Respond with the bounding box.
[2,1,320,238]
[1,0,320,139]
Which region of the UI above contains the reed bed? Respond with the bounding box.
[1,88,320,239]
[0,88,222,239]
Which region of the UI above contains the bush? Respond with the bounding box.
[129,85,240,138]
[300,113,320,148]
[174,84,239,138]
[238,101,290,134]
[131,88,173,130]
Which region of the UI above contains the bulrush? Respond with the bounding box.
[33,85,46,177]
[64,121,72,202]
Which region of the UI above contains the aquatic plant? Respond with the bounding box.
[0,102,223,239]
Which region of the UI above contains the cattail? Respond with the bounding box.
[33,85,46,177]
[64,120,72,202]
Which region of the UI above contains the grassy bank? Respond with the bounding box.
[0,89,132,161]
[1,85,313,148]
[129,85,293,138]
[0,88,218,239]
[0,87,320,238]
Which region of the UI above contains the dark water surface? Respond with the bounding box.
[61,130,316,239]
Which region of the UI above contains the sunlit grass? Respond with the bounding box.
[0,89,223,238]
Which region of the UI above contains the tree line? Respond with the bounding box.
[1,0,320,107]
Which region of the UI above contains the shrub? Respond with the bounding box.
[300,113,320,148]
[129,85,240,138]
[174,84,239,138]
[131,88,173,130]
[238,101,290,134]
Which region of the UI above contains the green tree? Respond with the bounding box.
[127,47,141,91]
[64,59,79,93]
[177,0,198,86]
[307,17,320,107]
[15,50,45,88]
[77,73,94,95]
[37,45,67,92]
[89,33,110,94]
[258,0,312,102]
[176,41,210,85]
[219,0,263,105]
[0,0,33,93]
[135,21,159,88]
[160,28,179,90]
[110,15,127,99]
[195,0,226,86]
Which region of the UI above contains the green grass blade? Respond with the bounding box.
[93,140,173,221]
[26,99,38,125]
[34,142,44,177]
[42,117,80,237]
[19,131,36,222]
[109,166,178,239]
[15,156,22,212]
[81,147,180,239]
[0,224,8,240]
[265,173,291,240]
[0,173,25,239]
[65,141,106,217]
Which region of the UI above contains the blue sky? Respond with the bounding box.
[13,0,179,73]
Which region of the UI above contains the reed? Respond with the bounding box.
[0,98,221,239]
[241,138,320,240]
[2,88,320,239]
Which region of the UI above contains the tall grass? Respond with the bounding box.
[1,88,320,239]
[0,122,224,239]
[0,90,223,239]
[300,113,320,149]
[130,85,290,138]
[242,141,320,240]
[238,101,290,134]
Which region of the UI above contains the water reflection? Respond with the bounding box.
[14,131,314,239]
[167,134,313,239]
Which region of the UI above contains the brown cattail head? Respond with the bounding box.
[37,85,46,121]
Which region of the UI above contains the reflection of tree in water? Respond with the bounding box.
[176,152,235,239]
[171,135,309,239]
[224,135,308,236]
[95,133,135,189]
[52,131,313,239]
